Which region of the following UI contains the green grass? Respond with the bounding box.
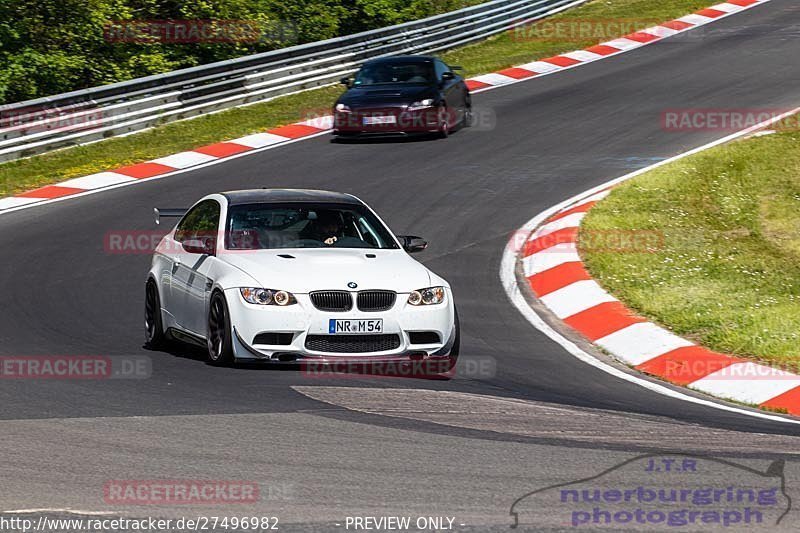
[580,119,800,368]
[442,0,709,77]
[0,86,344,196]
[1,0,708,196]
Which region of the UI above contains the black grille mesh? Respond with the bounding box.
[310,291,352,312]
[356,290,396,312]
[305,334,401,353]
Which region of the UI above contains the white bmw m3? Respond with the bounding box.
[145,189,458,368]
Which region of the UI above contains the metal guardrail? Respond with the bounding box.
[0,0,586,162]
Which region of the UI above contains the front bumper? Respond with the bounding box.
[332,106,443,135]
[224,288,457,364]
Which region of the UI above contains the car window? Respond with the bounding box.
[175,200,220,243]
[225,203,400,250]
[353,62,434,86]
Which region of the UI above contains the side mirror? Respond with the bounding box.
[441,71,456,81]
[182,237,215,256]
[339,76,352,87]
[398,235,428,254]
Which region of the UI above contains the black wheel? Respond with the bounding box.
[436,106,450,138]
[462,103,473,128]
[144,280,166,349]
[207,291,235,365]
[450,306,460,357]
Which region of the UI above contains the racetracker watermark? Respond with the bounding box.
[510,454,790,528]
[510,18,661,42]
[662,109,800,132]
[103,480,266,505]
[0,104,103,135]
[103,19,300,46]
[510,228,664,255]
[0,355,150,379]
[104,20,263,44]
[300,355,495,379]
[661,358,800,382]
[319,105,497,132]
[105,230,269,255]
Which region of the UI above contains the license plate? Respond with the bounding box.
[363,115,396,125]
[329,319,383,334]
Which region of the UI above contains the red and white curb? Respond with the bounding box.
[502,106,800,423]
[464,0,770,93]
[0,0,772,214]
[0,117,334,212]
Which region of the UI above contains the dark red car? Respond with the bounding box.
[332,55,472,139]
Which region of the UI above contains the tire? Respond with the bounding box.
[436,106,450,139]
[144,280,167,349]
[450,306,460,357]
[207,291,235,365]
[462,104,473,128]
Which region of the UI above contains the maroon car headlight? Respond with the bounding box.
[407,99,434,111]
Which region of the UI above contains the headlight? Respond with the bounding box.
[407,286,445,306]
[408,98,434,111]
[335,103,351,112]
[240,288,297,306]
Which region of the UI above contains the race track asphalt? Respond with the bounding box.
[1,0,799,526]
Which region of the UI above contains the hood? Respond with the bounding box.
[339,84,436,108]
[218,248,432,294]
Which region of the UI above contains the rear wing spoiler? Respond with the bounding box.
[154,207,187,225]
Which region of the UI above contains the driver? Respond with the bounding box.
[313,212,343,245]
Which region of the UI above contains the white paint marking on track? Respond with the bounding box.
[601,38,644,51]
[690,363,800,405]
[470,73,517,86]
[298,115,334,130]
[58,172,137,190]
[0,197,42,209]
[231,132,291,148]
[539,280,617,319]
[595,323,694,365]
[561,50,604,62]
[641,26,681,38]
[712,3,746,13]
[151,151,218,169]
[560,189,612,211]
[678,14,715,25]
[522,243,581,277]
[529,213,586,240]
[515,61,561,74]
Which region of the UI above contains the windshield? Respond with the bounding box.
[225,203,400,250]
[353,62,434,86]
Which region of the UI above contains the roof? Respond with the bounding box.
[221,189,362,206]
[362,55,435,65]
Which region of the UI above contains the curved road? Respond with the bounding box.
[1,0,800,528]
